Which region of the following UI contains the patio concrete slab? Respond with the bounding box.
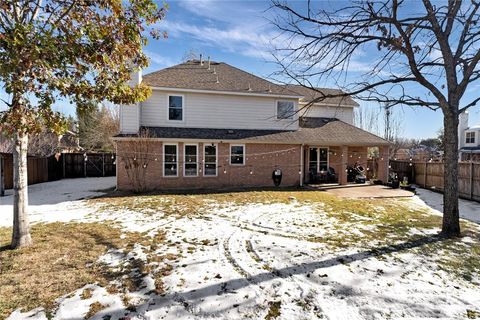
[313,184,415,199]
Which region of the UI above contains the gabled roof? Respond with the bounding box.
[142,60,299,97]
[115,118,389,146]
[282,84,359,107]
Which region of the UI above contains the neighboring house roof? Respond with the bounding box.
[0,131,81,157]
[115,118,389,146]
[282,84,359,107]
[460,147,480,153]
[142,60,300,97]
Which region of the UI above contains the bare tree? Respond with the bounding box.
[182,49,200,62]
[120,130,152,193]
[271,0,480,237]
[355,104,382,135]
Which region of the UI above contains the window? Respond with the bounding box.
[276,100,294,119]
[319,148,328,172]
[309,147,329,172]
[230,144,245,165]
[168,95,183,121]
[163,144,178,176]
[466,132,476,144]
[184,144,198,176]
[309,148,318,173]
[204,144,217,176]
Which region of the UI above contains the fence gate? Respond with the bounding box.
[390,160,416,184]
[62,152,116,178]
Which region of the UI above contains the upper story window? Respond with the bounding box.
[276,100,295,119]
[230,144,245,165]
[466,131,476,144]
[168,95,183,121]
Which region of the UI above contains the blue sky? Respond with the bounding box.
[2,0,480,139]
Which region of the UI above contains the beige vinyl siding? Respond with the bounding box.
[299,104,354,125]
[140,90,299,130]
[120,104,140,133]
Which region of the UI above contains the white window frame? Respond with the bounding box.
[167,94,185,122]
[183,143,198,177]
[276,100,295,120]
[203,143,218,177]
[163,143,178,177]
[466,131,476,144]
[229,144,246,166]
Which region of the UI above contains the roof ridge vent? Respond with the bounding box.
[216,74,219,84]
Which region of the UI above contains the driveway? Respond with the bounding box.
[0,177,115,227]
[415,187,480,224]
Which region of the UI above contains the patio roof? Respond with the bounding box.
[115,118,389,147]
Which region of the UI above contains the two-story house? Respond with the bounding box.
[458,111,480,161]
[114,59,390,191]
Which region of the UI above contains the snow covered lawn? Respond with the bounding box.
[1,180,480,320]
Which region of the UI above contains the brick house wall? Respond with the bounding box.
[116,141,302,191]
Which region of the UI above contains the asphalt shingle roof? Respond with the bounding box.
[282,84,359,107]
[142,60,358,106]
[142,60,297,97]
[116,118,389,146]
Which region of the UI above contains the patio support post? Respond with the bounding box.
[340,146,348,185]
[378,146,389,183]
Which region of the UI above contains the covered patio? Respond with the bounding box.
[298,118,391,186]
[303,144,390,185]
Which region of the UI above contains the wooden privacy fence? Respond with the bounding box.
[0,152,116,191]
[414,161,480,201]
[0,153,50,190]
[390,160,416,184]
[391,160,480,202]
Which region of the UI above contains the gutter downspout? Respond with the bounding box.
[300,144,304,187]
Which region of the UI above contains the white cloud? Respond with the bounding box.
[161,19,278,60]
[144,50,176,67]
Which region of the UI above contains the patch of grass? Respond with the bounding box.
[467,309,480,319]
[80,288,93,300]
[0,222,170,319]
[265,301,281,320]
[84,301,107,319]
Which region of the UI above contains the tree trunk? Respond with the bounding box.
[11,131,32,249]
[442,111,461,237]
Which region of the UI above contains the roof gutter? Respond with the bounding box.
[149,86,303,99]
[112,136,390,146]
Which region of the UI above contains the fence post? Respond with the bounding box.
[62,154,66,179]
[102,153,105,177]
[84,154,87,178]
[470,162,474,200]
[424,162,428,188]
[0,155,4,196]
